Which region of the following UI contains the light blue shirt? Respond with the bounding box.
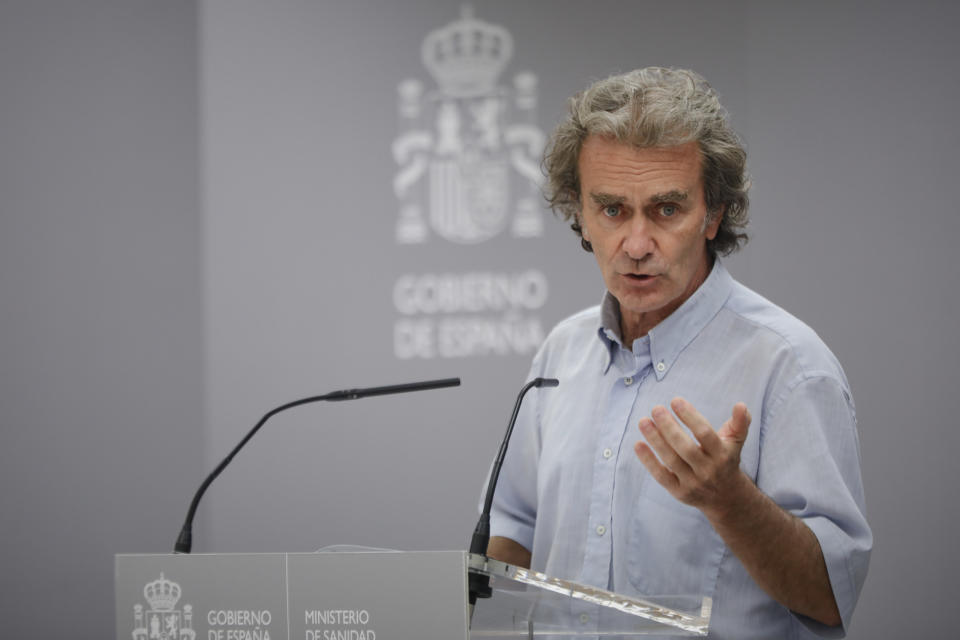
[489,262,872,639]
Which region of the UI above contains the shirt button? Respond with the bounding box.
[596,524,607,536]
[602,448,613,459]
[624,376,633,385]
[580,613,590,623]
[656,361,666,372]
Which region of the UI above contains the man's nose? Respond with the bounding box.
[622,214,655,260]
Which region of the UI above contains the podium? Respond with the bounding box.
[116,551,710,639]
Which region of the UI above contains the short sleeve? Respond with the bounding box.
[757,375,873,637]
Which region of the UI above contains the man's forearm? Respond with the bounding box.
[487,536,532,569]
[704,472,841,627]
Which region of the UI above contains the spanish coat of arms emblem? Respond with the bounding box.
[132,573,196,640]
[392,7,546,245]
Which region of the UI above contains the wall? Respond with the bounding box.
[1,1,958,638]
[201,2,959,637]
[0,1,203,637]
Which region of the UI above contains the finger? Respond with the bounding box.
[651,405,709,470]
[641,411,697,476]
[670,397,722,455]
[717,402,752,443]
[633,441,680,494]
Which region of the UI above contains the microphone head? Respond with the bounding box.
[535,378,560,388]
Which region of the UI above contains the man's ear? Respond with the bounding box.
[705,206,724,240]
[572,186,592,243]
[576,207,590,242]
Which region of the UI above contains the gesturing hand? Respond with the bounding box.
[634,397,752,517]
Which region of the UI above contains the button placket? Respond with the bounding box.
[580,373,639,587]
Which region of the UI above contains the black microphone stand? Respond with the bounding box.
[468,377,558,611]
[174,377,460,553]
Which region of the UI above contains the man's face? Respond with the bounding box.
[577,136,721,343]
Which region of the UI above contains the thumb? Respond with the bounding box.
[717,402,751,444]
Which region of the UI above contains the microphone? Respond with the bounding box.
[468,377,559,608]
[322,378,461,401]
[173,377,461,553]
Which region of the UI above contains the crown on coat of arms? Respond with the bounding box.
[421,6,513,97]
[144,573,181,611]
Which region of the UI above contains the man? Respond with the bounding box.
[486,68,871,639]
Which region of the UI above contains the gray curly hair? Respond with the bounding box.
[544,67,750,256]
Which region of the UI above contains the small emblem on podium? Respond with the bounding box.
[132,573,196,640]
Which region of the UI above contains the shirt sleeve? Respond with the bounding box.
[757,374,873,637]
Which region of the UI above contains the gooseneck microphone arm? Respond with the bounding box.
[468,377,559,606]
[173,377,461,554]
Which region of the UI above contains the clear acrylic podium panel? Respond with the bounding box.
[468,553,711,638]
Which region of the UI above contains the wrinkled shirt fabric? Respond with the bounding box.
[488,262,871,639]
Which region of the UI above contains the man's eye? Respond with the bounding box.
[603,205,620,218]
[660,204,678,217]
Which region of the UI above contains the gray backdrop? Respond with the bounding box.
[2,1,958,638]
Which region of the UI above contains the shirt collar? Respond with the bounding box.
[597,292,624,373]
[595,261,734,379]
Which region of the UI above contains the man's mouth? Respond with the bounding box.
[625,273,657,281]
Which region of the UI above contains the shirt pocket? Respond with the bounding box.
[625,480,724,598]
